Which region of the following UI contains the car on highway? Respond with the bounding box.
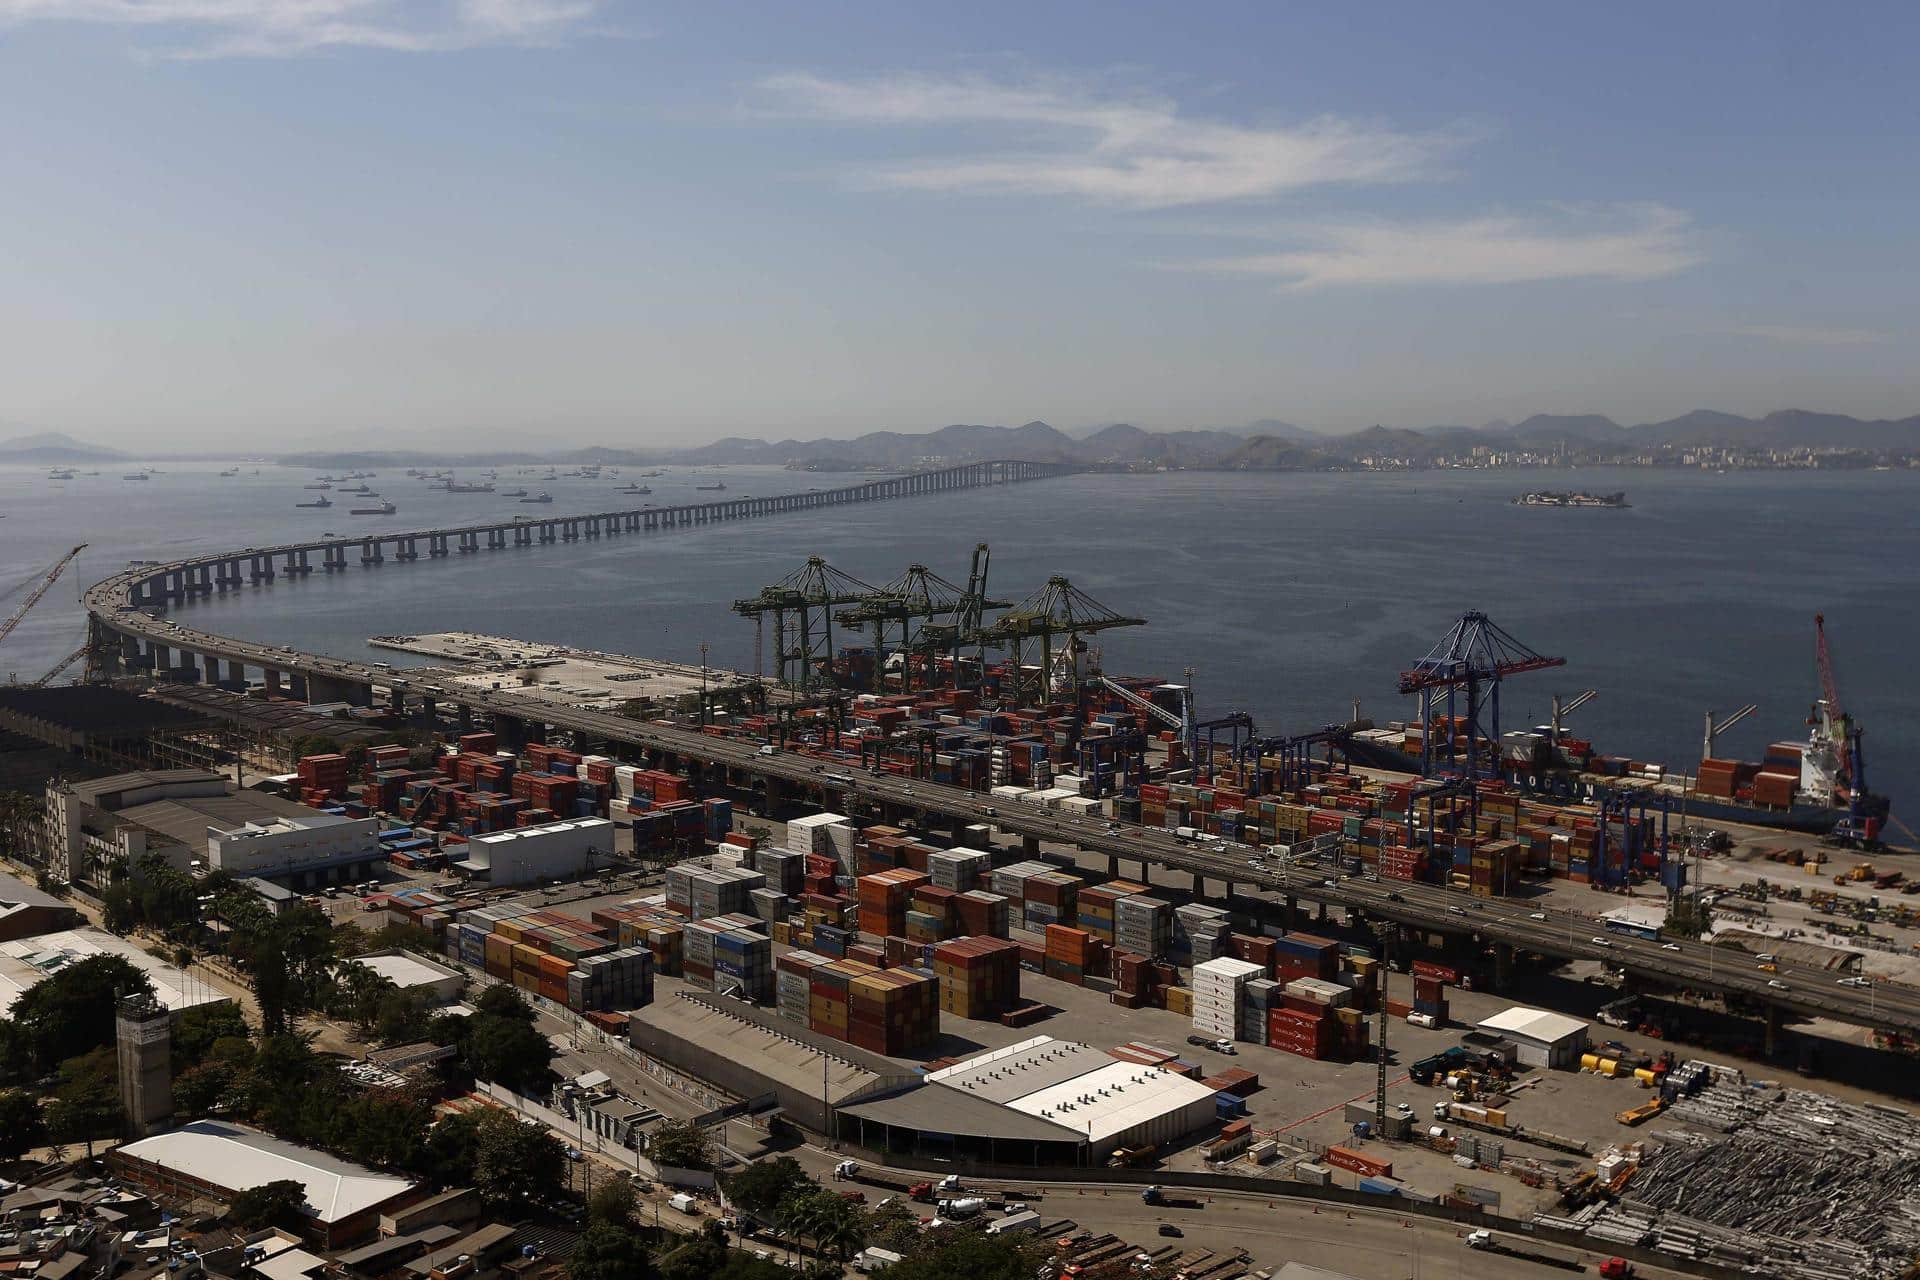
[1767,979,1790,991]
[1662,943,1682,951]
[1322,879,1338,888]
[1157,1224,1182,1238]
[1591,936,1612,947]
[1528,911,1546,920]
[1447,905,1464,915]
[1838,976,1874,988]
[1388,892,1404,902]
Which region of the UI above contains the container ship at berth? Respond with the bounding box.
[1337,613,1886,840]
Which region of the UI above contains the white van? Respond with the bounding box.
[668,1193,698,1215]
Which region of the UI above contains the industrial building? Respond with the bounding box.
[108,1120,424,1248]
[0,870,79,942]
[1475,1006,1591,1069]
[456,817,614,887]
[0,927,232,1018]
[836,1036,1219,1165]
[628,991,914,1133]
[343,949,465,1005]
[45,769,381,887]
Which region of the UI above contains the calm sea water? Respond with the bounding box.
[3,461,1915,822]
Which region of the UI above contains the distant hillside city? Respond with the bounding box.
[6,409,1920,472]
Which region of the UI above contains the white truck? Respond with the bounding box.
[937,1197,986,1220]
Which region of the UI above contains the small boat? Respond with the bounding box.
[303,482,331,490]
[47,469,74,480]
[351,501,397,515]
[297,495,333,508]
[218,468,239,477]
[617,484,652,495]
[123,473,150,481]
[500,488,529,498]
[519,491,553,504]
[696,481,726,491]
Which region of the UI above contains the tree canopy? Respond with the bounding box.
[228,1179,309,1230]
[454,985,554,1094]
[6,953,154,1075]
[646,1119,714,1172]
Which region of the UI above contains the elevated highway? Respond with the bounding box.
[77,463,1920,1040]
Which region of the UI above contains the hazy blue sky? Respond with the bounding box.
[2,1,1916,448]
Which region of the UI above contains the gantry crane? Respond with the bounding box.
[909,544,1009,689]
[979,576,1145,705]
[1548,689,1597,745]
[731,557,880,695]
[1812,613,1888,849]
[835,552,1010,691]
[1398,611,1565,782]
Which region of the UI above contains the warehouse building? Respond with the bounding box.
[343,949,465,1006]
[0,870,79,942]
[840,1035,1217,1165]
[46,769,380,887]
[1475,1006,1590,1070]
[628,991,913,1133]
[0,927,231,1018]
[109,1120,424,1247]
[457,817,614,887]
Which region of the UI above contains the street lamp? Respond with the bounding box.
[699,642,710,727]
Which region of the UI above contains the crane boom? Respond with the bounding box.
[0,545,86,648]
[30,643,89,688]
[1813,613,1851,777]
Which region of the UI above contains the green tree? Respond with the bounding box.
[229,904,337,1036]
[172,1002,251,1072]
[777,1188,865,1266]
[9,954,154,1073]
[433,1108,566,1207]
[46,1049,120,1158]
[0,1088,46,1160]
[173,1058,242,1117]
[1665,892,1714,940]
[461,985,553,1093]
[658,1239,800,1280]
[571,1215,658,1280]
[130,853,200,935]
[881,1232,1047,1280]
[228,1179,309,1230]
[646,1119,713,1172]
[99,882,136,935]
[864,1199,922,1255]
[722,1156,815,1225]
[588,1177,640,1229]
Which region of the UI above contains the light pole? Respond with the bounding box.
[699,642,710,728]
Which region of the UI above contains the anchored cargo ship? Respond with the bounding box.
[351,500,397,515]
[296,495,332,508]
[1513,491,1628,508]
[519,491,553,504]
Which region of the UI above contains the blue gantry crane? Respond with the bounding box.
[1398,611,1566,782]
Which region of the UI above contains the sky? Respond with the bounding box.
[2,1,1918,449]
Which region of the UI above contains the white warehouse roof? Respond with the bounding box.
[348,950,460,993]
[0,929,230,1017]
[118,1121,417,1223]
[1477,1006,1589,1045]
[925,1036,1112,1104]
[1006,1061,1217,1146]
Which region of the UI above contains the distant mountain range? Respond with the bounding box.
[0,431,127,462]
[16,409,1920,472]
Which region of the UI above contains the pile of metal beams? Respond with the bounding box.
[1538,1068,1920,1280]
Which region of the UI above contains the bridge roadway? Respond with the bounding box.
[78,489,1920,1040]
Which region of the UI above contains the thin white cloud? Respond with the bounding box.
[1730,324,1890,347]
[0,0,599,57]
[1191,206,1702,289]
[756,72,1455,208]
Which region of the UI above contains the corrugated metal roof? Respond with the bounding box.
[117,1121,417,1224]
[1002,1061,1217,1145]
[838,1085,1085,1145]
[923,1036,1113,1104]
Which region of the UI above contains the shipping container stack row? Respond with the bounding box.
[683,914,772,1003]
[1191,957,1263,1043]
[931,936,1022,1019]
[776,949,940,1054]
[665,861,767,919]
[855,868,928,939]
[1042,923,1104,986]
[568,947,654,1013]
[1171,903,1231,964]
[589,902,687,976]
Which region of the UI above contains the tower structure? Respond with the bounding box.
[116,994,173,1138]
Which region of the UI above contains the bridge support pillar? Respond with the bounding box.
[1493,942,1515,991]
[307,674,372,706]
[1315,900,1328,924]
[419,697,437,724]
[287,673,308,700]
[457,704,474,730]
[1190,871,1204,896]
[1764,1005,1781,1057]
[1107,855,1120,878]
[1285,895,1298,930]
[264,669,283,695]
[495,715,527,751]
[1021,836,1041,856]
